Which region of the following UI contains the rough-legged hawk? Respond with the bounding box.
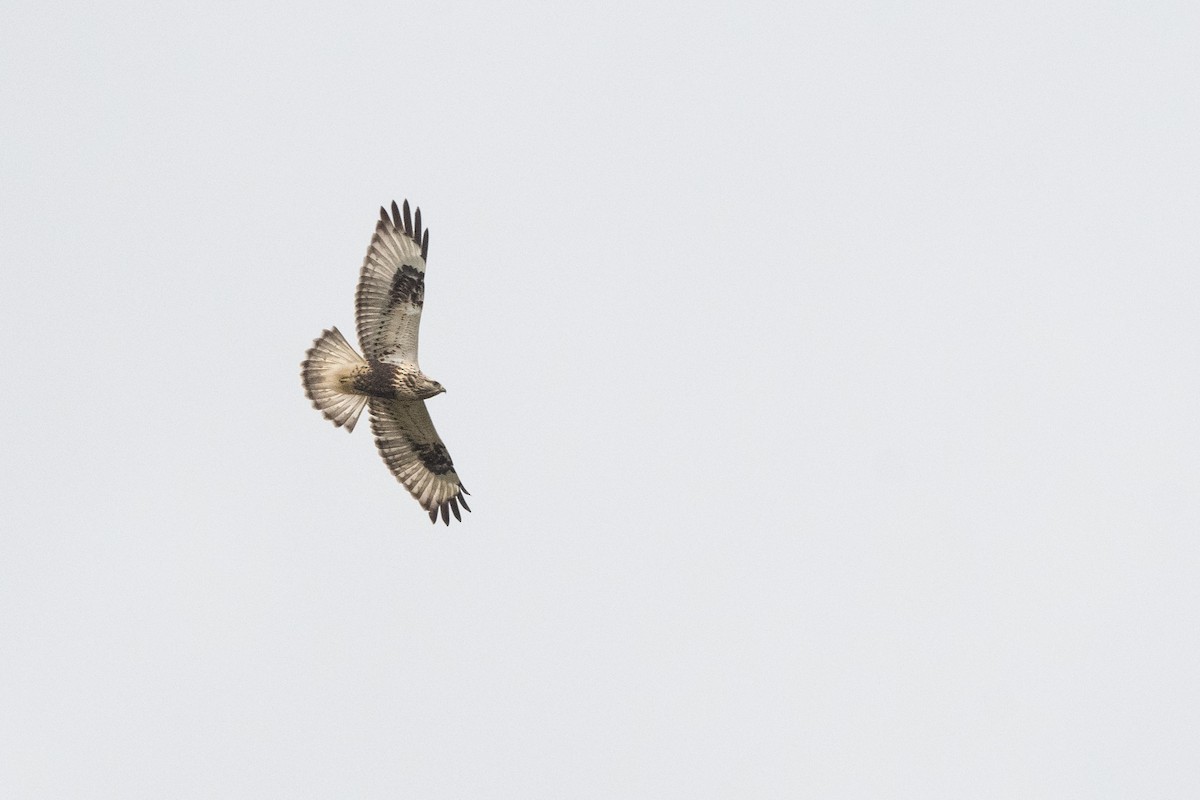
[302,200,469,525]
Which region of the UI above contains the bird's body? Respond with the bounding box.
[301,199,469,525]
[340,360,444,402]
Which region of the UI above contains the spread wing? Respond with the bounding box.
[368,398,470,525]
[355,200,429,365]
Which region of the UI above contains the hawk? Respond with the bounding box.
[302,199,470,525]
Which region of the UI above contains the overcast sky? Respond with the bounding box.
[2,2,1198,798]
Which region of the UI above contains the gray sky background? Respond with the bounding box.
[2,2,1198,797]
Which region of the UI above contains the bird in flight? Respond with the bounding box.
[302,199,469,525]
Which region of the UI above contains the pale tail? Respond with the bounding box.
[302,327,369,432]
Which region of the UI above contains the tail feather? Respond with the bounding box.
[302,327,368,432]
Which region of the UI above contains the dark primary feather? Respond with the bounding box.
[379,200,430,260]
[425,496,467,525]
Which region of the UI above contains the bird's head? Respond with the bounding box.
[416,375,446,400]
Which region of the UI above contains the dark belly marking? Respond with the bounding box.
[351,361,401,398]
